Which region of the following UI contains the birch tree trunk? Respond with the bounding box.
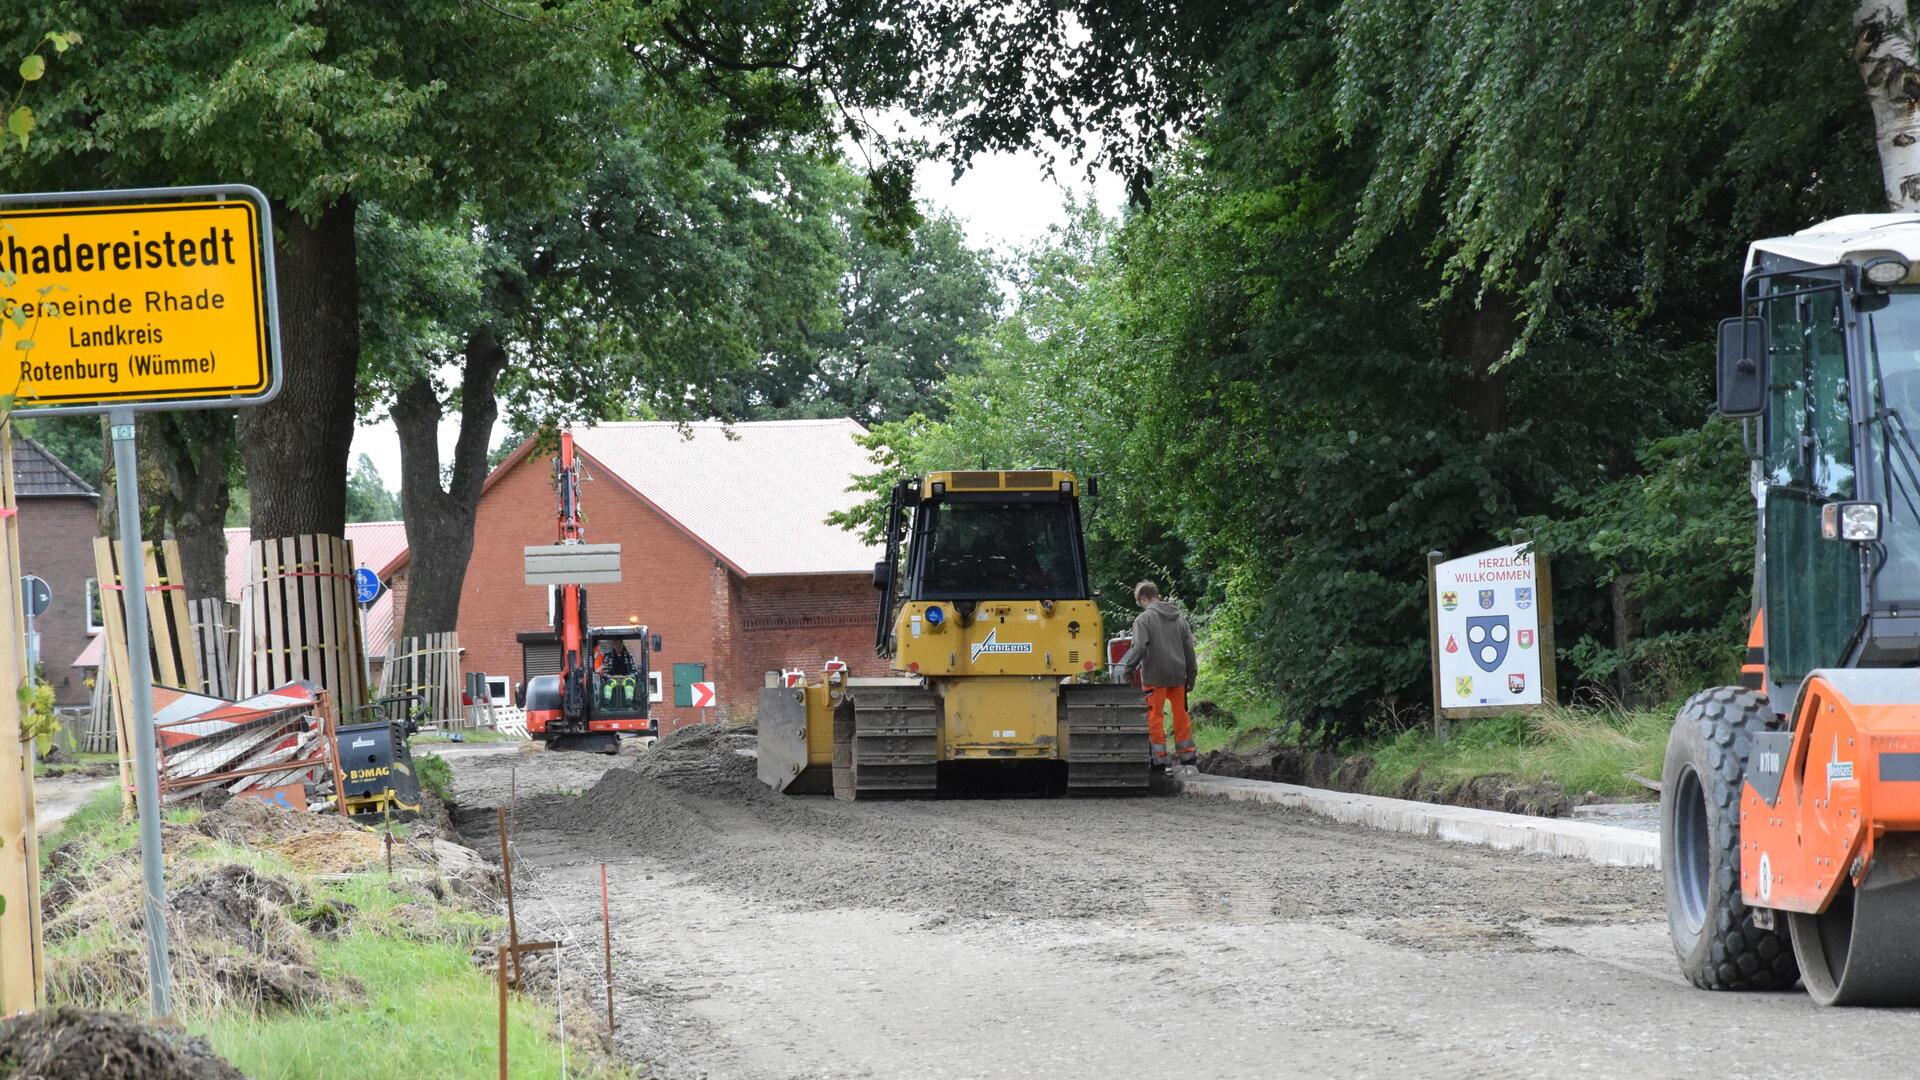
[1856,2,1920,209]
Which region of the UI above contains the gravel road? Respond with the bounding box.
[449,731,1920,1080]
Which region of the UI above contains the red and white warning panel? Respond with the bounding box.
[691,681,717,708]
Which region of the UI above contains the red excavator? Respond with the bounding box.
[520,430,659,753]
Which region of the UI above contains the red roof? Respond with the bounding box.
[481,420,884,577]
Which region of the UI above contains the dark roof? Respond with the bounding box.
[14,437,98,499]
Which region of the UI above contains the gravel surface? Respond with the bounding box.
[452,727,1920,1080]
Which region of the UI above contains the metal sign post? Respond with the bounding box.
[109,412,171,1017]
[0,184,282,1018]
[20,575,48,693]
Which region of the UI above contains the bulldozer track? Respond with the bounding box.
[1060,683,1150,791]
[840,686,940,799]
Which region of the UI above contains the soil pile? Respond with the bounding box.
[196,795,365,845]
[48,859,340,1011]
[0,1006,245,1080]
[627,723,760,794]
[43,792,494,1012]
[444,743,635,809]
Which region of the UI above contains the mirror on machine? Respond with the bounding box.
[1717,315,1768,417]
[872,559,893,591]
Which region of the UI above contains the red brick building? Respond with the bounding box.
[15,438,100,706]
[394,419,888,733]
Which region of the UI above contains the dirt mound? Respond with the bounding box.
[196,796,364,845]
[168,865,299,952]
[1419,773,1573,818]
[0,1006,245,1080]
[49,862,344,1012]
[444,743,632,810]
[1199,745,1375,791]
[626,723,760,794]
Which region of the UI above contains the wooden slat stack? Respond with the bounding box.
[189,597,239,699]
[93,537,203,804]
[83,673,115,753]
[377,633,463,729]
[237,535,367,717]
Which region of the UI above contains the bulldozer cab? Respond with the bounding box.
[1725,219,1920,710]
[872,470,1093,655]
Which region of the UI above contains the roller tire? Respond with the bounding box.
[1660,686,1798,990]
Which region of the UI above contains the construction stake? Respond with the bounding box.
[497,806,521,986]
[496,944,509,1080]
[601,863,614,1034]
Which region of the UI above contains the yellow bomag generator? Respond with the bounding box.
[757,470,1148,798]
[1664,214,1920,1005]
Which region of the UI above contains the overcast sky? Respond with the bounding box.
[347,147,1125,492]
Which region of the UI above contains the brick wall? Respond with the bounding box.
[17,495,100,705]
[727,573,891,721]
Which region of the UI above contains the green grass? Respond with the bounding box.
[193,901,599,1080]
[414,755,454,802]
[1364,702,1670,799]
[1187,693,1673,801]
[40,786,199,871]
[1191,698,1292,753]
[43,784,623,1079]
[35,751,120,777]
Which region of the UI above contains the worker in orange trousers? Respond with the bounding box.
[1117,580,1199,769]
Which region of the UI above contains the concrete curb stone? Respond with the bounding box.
[1180,772,1659,869]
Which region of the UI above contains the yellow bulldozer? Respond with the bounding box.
[757,469,1148,798]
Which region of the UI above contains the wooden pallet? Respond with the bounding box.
[237,534,368,717]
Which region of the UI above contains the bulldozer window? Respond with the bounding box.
[1762,277,1861,682]
[917,498,1085,599]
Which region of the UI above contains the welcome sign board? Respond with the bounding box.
[1429,542,1555,717]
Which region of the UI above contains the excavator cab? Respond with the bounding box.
[1664,215,1920,1004]
[584,625,656,721]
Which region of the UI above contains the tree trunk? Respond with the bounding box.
[394,332,509,639]
[1855,1,1920,210]
[1442,290,1519,436]
[95,417,114,537]
[100,417,176,543]
[237,199,361,539]
[144,413,234,602]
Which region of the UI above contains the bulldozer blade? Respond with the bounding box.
[756,686,829,794]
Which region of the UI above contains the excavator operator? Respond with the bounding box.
[596,640,638,708]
